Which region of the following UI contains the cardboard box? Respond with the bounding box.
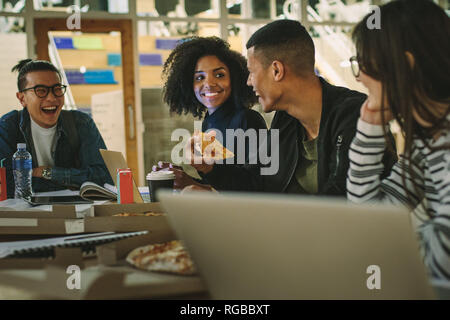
[86,203,173,233]
[0,202,178,263]
[0,203,176,241]
[0,263,208,299]
[0,205,86,235]
[0,244,208,299]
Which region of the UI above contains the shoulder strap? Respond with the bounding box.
[60,110,81,168]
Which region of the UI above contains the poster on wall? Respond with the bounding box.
[91,90,127,158]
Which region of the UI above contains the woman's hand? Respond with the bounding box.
[152,161,204,190]
[360,98,393,125]
[185,133,215,174]
[152,161,182,171]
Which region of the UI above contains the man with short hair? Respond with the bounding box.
[190,20,396,195]
[0,59,113,198]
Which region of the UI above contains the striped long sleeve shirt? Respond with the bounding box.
[347,118,450,281]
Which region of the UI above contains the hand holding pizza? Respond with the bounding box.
[185,130,216,174]
[152,161,202,190]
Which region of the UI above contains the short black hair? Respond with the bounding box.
[246,20,315,76]
[162,37,257,118]
[11,59,61,91]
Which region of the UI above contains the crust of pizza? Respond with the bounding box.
[126,240,196,275]
[113,212,164,217]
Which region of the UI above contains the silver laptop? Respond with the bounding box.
[158,191,436,299]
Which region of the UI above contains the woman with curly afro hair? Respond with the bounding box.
[157,36,267,190]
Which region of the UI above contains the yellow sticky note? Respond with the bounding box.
[73,37,104,50]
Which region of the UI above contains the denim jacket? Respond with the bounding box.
[0,108,113,198]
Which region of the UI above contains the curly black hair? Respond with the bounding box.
[12,59,61,91]
[162,36,257,119]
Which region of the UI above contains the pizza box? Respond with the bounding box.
[0,202,176,238]
[0,205,85,219]
[0,264,208,299]
[93,202,164,216]
[0,245,208,299]
[0,227,176,270]
[0,205,90,235]
[84,203,176,237]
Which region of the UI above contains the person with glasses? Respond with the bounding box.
[0,59,113,198]
[187,20,396,196]
[346,0,450,280]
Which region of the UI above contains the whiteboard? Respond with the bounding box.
[91,90,126,158]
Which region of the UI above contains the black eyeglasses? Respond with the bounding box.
[20,84,67,98]
[349,56,361,78]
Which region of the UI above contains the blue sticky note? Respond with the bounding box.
[83,70,117,84]
[65,70,86,84]
[139,54,163,66]
[108,53,122,66]
[155,39,180,50]
[54,37,74,49]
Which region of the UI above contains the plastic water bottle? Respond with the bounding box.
[12,143,32,200]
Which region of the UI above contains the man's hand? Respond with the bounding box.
[360,98,393,125]
[32,166,48,178]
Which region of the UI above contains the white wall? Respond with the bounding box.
[0,33,27,116]
[91,90,127,158]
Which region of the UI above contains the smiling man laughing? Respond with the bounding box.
[0,59,113,198]
[195,20,397,195]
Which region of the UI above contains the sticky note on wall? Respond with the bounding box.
[73,37,104,50]
[84,70,117,84]
[65,70,86,84]
[139,54,163,66]
[155,39,180,50]
[108,53,122,66]
[54,37,74,49]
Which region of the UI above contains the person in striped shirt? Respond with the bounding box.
[346,0,450,281]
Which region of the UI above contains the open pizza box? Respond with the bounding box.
[0,246,208,299]
[86,202,171,233]
[0,202,180,269]
[0,226,177,269]
[0,205,89,235]
[0,231,208,299]
[0,202,174,236]
[0,201,194,297]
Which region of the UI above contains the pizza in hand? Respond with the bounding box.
[193,130,234,161]
[126,240,196,275]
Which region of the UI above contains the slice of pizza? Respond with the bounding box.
[113,212,164,217]
[126,240,196,275]
[193,131,234,161]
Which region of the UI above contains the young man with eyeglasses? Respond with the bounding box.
[188,20,397,195]
[0,59,113,198]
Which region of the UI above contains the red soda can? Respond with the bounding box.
[117,168,133,204]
